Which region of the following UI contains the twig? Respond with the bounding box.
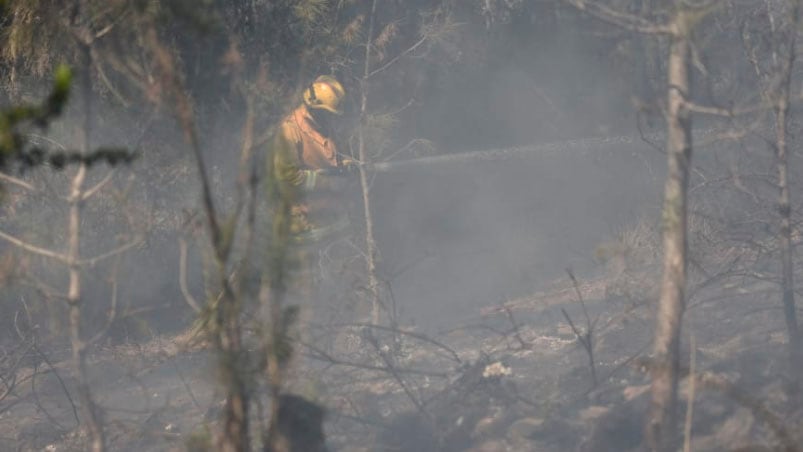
[16,299,80,428]
[88,253,123,345]
[501,302,530,350]
[78,238,141,267]
[94,58,130,107]
[562,0,673,34]
[30,362,68,432]
[81,170,117,201]
[0,230,68,262]
[363,330,430,420]
[561,307,598,388]
[563,268,598,388]
[328,407,389,429]
[26,133,68,151]
[684,100,769,117]
[327,322,461,363]
[0,370,18,406]
[567,268,595,331]
[172,360,204,415]
[0,172,38,191]
[0,341,33,406]
[582,341,652,400]
[367,34,429,79]
[92,3,132,40]
[34,347,80,429]
[298,340,448,378]
[384,280,402,354]
[637,117,666,155]
[111,302,175,320]
[382,138,433,163]
[178,237,202,313]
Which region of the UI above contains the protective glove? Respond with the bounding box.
[347,159,379,174]
[339,159,361,176]
[305,166,354,191]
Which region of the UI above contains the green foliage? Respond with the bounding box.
[0,65,137,178]
[22,146,138,170]
[0,64,72,167]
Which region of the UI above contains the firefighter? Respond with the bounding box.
[267,75,358,323]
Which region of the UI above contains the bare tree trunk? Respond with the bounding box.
[218,304,249,452]
[176,60,250,452]
[358,0,383,325]
[144,27,249,452]
[647,12,692,452]
[210,130,250,452]
[264,155,293,452]
[69,42,105,452]
[773,0,803,380]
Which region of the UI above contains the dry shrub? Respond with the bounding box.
[595,215,661,306]
[595,205,729,307]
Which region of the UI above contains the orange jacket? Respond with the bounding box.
[270,105,351,241]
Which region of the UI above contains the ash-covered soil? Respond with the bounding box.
[2,268,801,452]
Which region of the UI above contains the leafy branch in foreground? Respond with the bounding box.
[0,64,137,178]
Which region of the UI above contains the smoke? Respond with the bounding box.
[373,135,664,331]
[8,2,800,451]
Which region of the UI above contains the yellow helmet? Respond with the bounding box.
[303,75,346,115]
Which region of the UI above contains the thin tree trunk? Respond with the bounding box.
[215,93,253,452]
[144,27,249,452]
[774,0,801,378]
[218,302,249,452]
[203,96,248,452]
[69,42,104,452]
[647,13,692,452]
[264,154,293,452]
[358,0,383,325]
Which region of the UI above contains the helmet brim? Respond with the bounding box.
[308,103,343,115]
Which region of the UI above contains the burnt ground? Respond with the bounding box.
[2,134,803,451]
[1,260,802,452]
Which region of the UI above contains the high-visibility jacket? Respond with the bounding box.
[269,105,351,243]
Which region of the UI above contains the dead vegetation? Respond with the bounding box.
[3,1,803,451]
